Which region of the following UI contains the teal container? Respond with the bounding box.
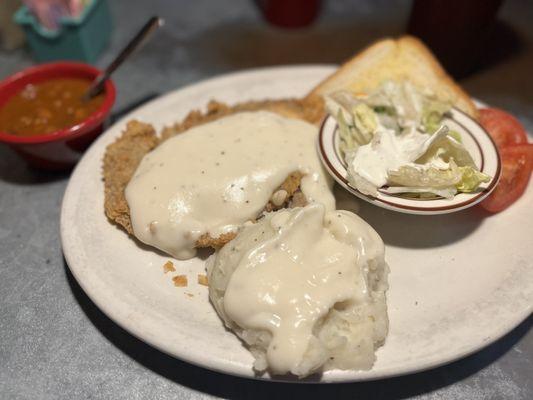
[14,0,112,63]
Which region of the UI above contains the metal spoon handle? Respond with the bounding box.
[83,16,164,101]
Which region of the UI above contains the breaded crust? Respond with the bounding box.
[160,98,324,141]
[103,120,159,235]
[103,98,322,248]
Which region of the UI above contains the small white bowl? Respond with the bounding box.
[317,108,501,215]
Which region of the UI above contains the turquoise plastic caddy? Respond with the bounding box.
[14,0,112,63]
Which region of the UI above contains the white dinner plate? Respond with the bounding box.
[61,66,533,383]
[318,109,501,215]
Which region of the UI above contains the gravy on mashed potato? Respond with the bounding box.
[208,204,389,377]
[125,111,335,259]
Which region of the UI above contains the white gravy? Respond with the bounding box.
[222,204,385,375]
[125,111,335,259]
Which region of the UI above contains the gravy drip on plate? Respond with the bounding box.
[125,111,335,259]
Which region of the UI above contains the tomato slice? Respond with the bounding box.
[479,108,528,149]
[481,144,533,213]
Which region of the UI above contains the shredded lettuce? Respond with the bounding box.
[365,81,452,132]
[347,170,380,197]
[386,159,489,197]
[385,186,457,199]
[388,161,461,189]
[456,166,491,192]
[326,81,490,199]
[329,93,378,154]
[448,130,462,143]
[421,100,450,133]
[417,134,476,168]
[328,82,452,155]
[337,109,357,154]
[352,103,378,138]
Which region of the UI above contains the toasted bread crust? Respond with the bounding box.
[103,99,319,249]
[306,35,478,119]
[305,38,395,102]
[398,36,478,119]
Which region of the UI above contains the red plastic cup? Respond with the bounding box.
[255,0,322,28]
[0,62,116,170]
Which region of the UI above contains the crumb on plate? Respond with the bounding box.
[197,274,209,286]
[173,275,188,287]
[163,260,175,273]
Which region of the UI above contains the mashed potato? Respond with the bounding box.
[207,204,389,377]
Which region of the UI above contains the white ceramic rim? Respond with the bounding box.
[60,66,532,383]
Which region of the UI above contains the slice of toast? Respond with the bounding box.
[306,36,478,119]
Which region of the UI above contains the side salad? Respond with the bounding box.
[326,81,490,199]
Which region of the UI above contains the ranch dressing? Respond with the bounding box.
[346,125,450,195]
[222,204,385,375]
[125,111,335,259]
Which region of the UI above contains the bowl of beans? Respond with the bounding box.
[0,62,116,170]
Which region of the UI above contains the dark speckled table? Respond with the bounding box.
[0,1,531,399]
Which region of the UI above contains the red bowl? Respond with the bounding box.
[0,62,116,170]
